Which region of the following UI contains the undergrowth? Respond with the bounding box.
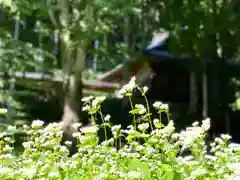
[1,77,240,179]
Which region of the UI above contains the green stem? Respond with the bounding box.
[129,96,136,130]
[159,111,162,125]
[166,112,170,123]
[99,110,107,141]
[91,114,96,125]
[119,136,122,149]
[137,86,153,131]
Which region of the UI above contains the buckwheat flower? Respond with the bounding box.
[72,123,82,131]
[153,118,159,124]
[0,132,7,138]
[190,168,208,178]
[92,96,106,107]
[82,105,90,111]
[59,145,69,154]
[138,123,149,131]
[22,167,37,178]
[201,118,210,131]
[22,141,33,149]
[3,145,13,152]
[160,103,169,111]
[49,172,60,178]
[171,133,180,140]
[192,121,199,127]
[161,120,175,135]
[64,141,72,146]
[129,77,136,89]
[215,137,224,145]
[179,127,203,147]
[0,167,13,176]
[118,77,136,97]
[3,136,11,142]
[221,134,232,141]
[104,114,111,122]
[118,87,127,97]
[135,104,146,114]
[31,120,44,129]
[112,125,121,132]
[127,171,142,179]
[7,125,16,133]
[23,124,30,130]
[116,91,124,98]
[82,95,94,102]
[0,108,7,115]
[153,101,162,109]
[143,86,149,94]
[70,161,79,169]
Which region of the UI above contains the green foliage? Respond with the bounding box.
[0,79,240,179]
[159,0,240,58]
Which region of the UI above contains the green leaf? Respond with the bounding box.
[128,159,149,176]
[103,122,112,128]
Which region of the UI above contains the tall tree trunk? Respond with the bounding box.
[60,45,86,155]
[189,71,198,114]
[61,72,83,143]
[202,60,208,118]
[61,45,86,134]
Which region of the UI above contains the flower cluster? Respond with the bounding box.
[0,77,239,179]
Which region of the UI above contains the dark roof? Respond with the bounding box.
[143,31,240,68]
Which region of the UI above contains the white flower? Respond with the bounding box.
[221,134,232,140]
[215,137,224,145]
[22,141,33,149]
[72,123,82,131]
[31,120,44,129]
[192,121,199,127]
[0,132,7,138]
[111,125,121,132]
[135,104,146,114]
[48,171,60,178]
[92,96,106,107]
[0,108,7,115]
[138,123,149,131]
[160,104,169,111]
[153,119,159,124]
[59,146,69,154]
[129,77,136,89]
[201,118,211,131]
[22,167,37,178]
[127,171,142,179]
[82,105,90,111]
[104,114,111,122]
[64,141,72,146]
[118,77,136,97]
[143,86,149,94]
[190,168,208,178]
[81,95,94,102]
[0,167,13,176]
[7,125,16,132]
[3,145,13,152]
[80,125,99,134]
[153,101,162,109]
[179,126,203,147]
[72,132,81,138]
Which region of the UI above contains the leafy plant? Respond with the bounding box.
[0,78,240,179]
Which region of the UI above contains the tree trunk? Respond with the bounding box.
[202,60,208,118]
[60,46,86,155]
[189,71,198,114]
[61,72,83,136]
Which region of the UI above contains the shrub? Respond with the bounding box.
[0,77,240,179]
